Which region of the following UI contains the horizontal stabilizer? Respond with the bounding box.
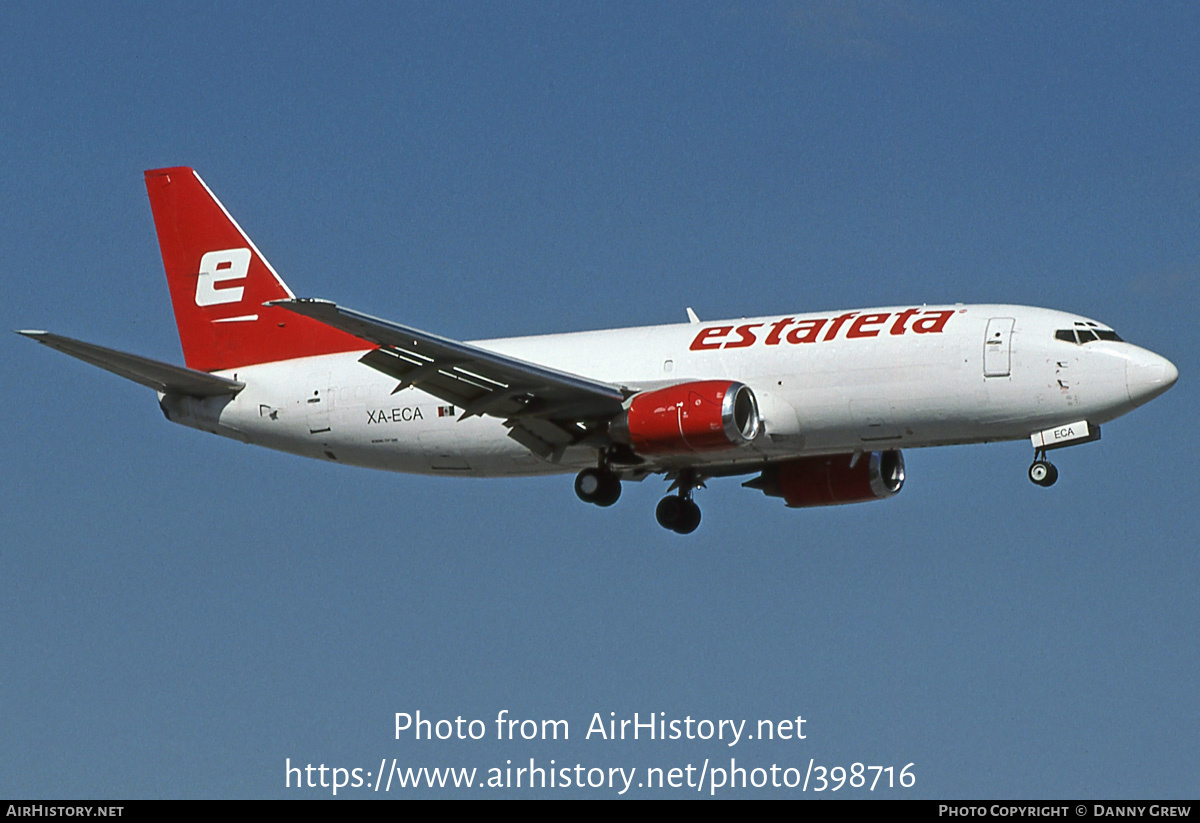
[17,331,244,397]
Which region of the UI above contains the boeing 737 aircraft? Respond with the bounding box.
[20,168,1179,533]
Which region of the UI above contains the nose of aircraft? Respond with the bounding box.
[1126,349,1179,407]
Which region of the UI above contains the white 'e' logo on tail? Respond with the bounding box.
[195,248,251,306]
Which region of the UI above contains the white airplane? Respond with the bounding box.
[20,167,1179,534]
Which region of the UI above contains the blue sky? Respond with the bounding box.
[3,2,1197,798]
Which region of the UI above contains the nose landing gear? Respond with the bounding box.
[1028,449,1058,487]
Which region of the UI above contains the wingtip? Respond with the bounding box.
[16,329,47,338]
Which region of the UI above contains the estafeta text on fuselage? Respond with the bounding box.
[690,308,957,351]
[586,712,806,746]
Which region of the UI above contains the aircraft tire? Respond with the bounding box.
[575,469,602,503]
[674,500,701,534]
[1041,462,1058,486]
[1028,461,1058,487]
[594,474,621,507]
[656,496,683,530]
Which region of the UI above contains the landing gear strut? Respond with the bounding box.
[1028,449,1058,487]
[656,470,702,534]
[575,461,621,507]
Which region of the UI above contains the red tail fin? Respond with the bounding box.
[145,167,369,372]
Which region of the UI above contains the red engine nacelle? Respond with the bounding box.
[611,380,762,455]
[747,451,905,507]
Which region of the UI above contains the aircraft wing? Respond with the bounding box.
[270,299,628,458]
[17,331,245,397]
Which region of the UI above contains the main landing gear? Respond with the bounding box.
[655,470,702,535]
[1028,449,1058,487]
[574,466,621,507]
[574,460,705,535]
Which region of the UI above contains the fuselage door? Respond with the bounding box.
[984,317,1015,378]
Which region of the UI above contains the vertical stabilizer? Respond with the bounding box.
[144,167,369,372]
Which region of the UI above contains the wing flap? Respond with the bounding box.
[504,422,558,460]
[18,331,245,397]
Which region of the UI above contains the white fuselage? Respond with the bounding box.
[161,304,1174,477]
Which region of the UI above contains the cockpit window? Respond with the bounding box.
[1055,327,1123,344]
